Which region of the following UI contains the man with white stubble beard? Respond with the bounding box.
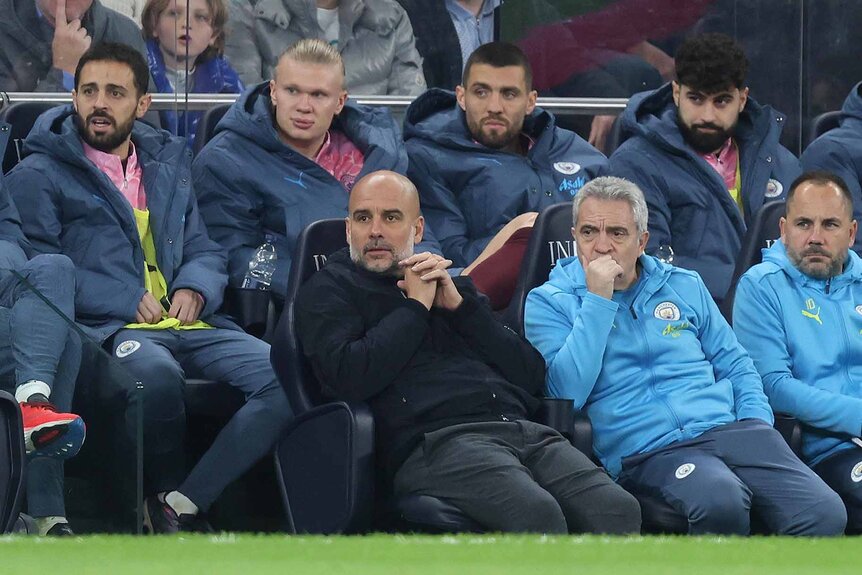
[295,170,641,535]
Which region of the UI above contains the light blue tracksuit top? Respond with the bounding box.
[734,240,862,466]
[526,253,773,477]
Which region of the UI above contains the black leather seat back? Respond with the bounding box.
[722,201,785,322]
[271,219,347,414]
[0,102,58,174]
[192,104,230,156]
[509,202,575,334]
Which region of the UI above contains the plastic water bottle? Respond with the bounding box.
[653,244,675,264]
[242,238,277,290]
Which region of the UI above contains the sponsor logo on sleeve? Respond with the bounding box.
[558,177,587,195]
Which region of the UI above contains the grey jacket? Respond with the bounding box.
[224,0,425,95]
[0,0,146,92]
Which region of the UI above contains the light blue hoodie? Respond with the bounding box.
[526,253,772,477]
[734,240,862,466]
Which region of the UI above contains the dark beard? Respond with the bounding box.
[467,114,521,151]
[676,111,735,154]
[786,244,846,280]
[75,112,135,154]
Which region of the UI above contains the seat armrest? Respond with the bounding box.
[536,397,593,459]
[773,413,803,457]
[536,397,574,437]
[275,401,375,534]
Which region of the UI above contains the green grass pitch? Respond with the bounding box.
[5,534,862,574]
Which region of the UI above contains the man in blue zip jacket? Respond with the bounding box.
[404,41,607,309]
[607,33,801,303]
[5,43,292,533]
[734,171,862,533]
[194,38,416,300]
[801,82,862,254]
[525,175,846,535]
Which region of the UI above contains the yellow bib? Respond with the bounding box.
[125,208,211,330]
[727,152,744,216]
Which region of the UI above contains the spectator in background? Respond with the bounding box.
[0,0,147,91]
[194,39,415,300]
[404,42,606,310]
[142,0,243,147]
[500,0,693,153]
[101,0,143,25]
[6,43,292,533]
[801,82,862,254]
[395,0,499,91]
[607,33,800,303]
[397,0,672,154]
[223,0,425,95]
[734,171,862,533]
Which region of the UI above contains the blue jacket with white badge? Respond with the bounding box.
[801,82,862,254]
[5,105,234,342]
[404,88,607,267]
[193,81,410,299]
[525,253,773,477]
[607,84,801,302]
[734,240,862,466]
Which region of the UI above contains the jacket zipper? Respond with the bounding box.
[831,294,854,394]
[156,152,184,278]
[630,303,683,432]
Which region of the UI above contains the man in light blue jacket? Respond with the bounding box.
[734,171,862,533]
[525,176,845,535]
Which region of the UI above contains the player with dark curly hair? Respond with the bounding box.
[607,33,801,303]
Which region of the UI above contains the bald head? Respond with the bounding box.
[350,171,421,217]
[347,171,424,275]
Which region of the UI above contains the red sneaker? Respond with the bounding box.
[20,402,85,459]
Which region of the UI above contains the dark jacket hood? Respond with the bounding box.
[23,104,185,169]
[621,83,785,156]
[216,81,405,161]
[840,82,862,125]
[403,88,555,153]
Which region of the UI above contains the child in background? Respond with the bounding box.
[142,0,243,148]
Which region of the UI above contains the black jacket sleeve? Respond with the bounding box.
[444,278,546,397]
[296,273,430,402]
